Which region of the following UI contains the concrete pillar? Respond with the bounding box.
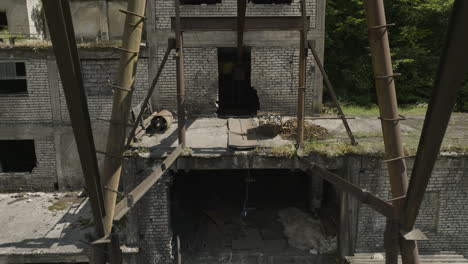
[47,56,62,124]
[309,0,326,116]
[308,169,323,215]
[137,173,174,264]
[338,155,360,260]
[98,0,110,40]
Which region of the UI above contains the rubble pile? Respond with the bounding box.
[278,207,336,254]
[280,119,329,140]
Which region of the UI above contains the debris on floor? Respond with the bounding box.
[280,119,329,141]
[278,207,336,254]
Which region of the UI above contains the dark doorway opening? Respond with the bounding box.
[0,12,7,31]
[170,170,338,262]
[217,47,259,117]
[0,140,37,172]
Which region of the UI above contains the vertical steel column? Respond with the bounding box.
[362,1,419,263]
[175,0,186,147]
[42,1,106,262]
[402,0,468,234]
[101,0,147,235]
[296,0,307,150]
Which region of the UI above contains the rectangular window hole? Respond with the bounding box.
[0,62,28,94]
[0,140,37,173]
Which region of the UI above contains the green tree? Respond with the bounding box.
[324,0,458,108]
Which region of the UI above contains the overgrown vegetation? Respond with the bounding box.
[325,0,468,111]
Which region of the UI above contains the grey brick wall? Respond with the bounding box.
[355,156,468,256]
[59,57,149,122]
[156,46,316,116]
[155,0,317,30]
[0,59,53,123]
[138,173,174,264]
[157,47,218,116]
[0,139,57,192]
[251,47,315,115]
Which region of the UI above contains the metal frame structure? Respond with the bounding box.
[43,0,468,263]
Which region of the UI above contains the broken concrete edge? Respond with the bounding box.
[0,247,138,264]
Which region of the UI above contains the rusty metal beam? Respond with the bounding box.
[170,16,310,31]
[307,41,357,145]
[402,0,468,233]
[175,0,186,147]
[363,0,419,263]
[100,0,147,236]
[113,145,183,221]
[296,0,307,150]
[125,39,175,148]
[42,1,106,262]
[301,158,395,219]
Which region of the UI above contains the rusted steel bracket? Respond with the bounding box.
[369,23,396,30]
[114,46,139,54]
[382,155,415,163]
[400,229,428,241]
[118,9,146,20]
[378,114,406,121]
[109,84,133,92]
[113,145,183,221]
[375,73,401,79]
[300,157,396,219]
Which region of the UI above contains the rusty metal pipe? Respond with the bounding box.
[101,0,147,236]
[296,0,307,150]
[363,0,419,263]
[175,0,186,147]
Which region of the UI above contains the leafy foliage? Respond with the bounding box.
[324,0,467,110]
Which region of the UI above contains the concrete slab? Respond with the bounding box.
[0,192,91,262]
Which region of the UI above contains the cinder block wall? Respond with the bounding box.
[153,0,319,116]
[0,59,53,123]
[155,0,317,29]
[252,47,315,115]
[0,51,150,192]
[355,156,468,257]
[59,57,150,122]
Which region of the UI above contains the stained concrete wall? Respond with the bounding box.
[0,0,41,35]
[0,49,150,191]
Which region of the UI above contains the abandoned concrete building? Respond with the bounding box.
[0,0,468,264]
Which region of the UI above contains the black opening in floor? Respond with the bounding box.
[170,170,338,263]
[217,47,259,117]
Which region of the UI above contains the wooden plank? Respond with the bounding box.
[113,145,183,220]
[228,118,258,149]
[170,16,310,31]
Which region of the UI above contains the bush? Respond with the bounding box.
[324,0,467,110]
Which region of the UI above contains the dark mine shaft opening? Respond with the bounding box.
[170,170,339,262]
[217,47,259,117]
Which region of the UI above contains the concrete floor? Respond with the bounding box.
[0,192,92,262]
[132,113,468,158]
